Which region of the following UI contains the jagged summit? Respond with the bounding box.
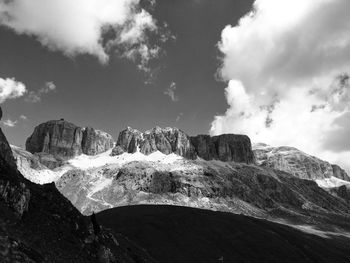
[111,126,256,164]
[112,125,197,159]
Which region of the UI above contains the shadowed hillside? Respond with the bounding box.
[97,205,350,263]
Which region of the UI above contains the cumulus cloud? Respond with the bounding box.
[0,0,167,68]
[164,82,178,102]
[0,77,26,103]
[26,81,57,103]
[3,119,17,127]
[211,0,350,169]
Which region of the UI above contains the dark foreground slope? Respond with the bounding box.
[0,108,155,262]
[98,205,350,263]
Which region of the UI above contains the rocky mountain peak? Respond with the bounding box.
[190,134,255,163]
[112,126,197,159]
[253,143,350,181]
[25,119,114,168]
[111,126,255,164]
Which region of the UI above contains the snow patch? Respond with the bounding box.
[315,176,350,188]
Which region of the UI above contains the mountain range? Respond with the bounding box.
[1,114,350,262]
[12,119,350,228]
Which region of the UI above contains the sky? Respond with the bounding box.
[1,0,350,171]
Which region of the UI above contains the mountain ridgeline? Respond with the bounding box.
[7,116,350,262]
[111,126,255,163]
[25,121,256,165]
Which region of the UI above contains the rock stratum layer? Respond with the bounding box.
[112,127,255,164]
[253,143,350,181]
[25,120,114,167]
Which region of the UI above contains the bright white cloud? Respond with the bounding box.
[0,77,26,103]
[26,81,57,103]
[3,119,18,127]
[211,0,350,170]
[0,0,164,67]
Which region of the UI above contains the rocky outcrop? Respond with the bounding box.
[0,127,17,171]
[253,143,350,181]
[332,164,350,181]
[112,126,197,159]
[112,127,255,163]
[82,127,114,155]
[0,119,30,217]
[190,134,255,163]
[26,119,83,158]
[25,120,114,166]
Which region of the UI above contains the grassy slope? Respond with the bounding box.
[98,205,350,263]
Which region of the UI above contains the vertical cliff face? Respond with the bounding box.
[112,127,197,159]
[190,134,255,164]
[112,127,254,163]
[25,120,114,167]
[82,127,114,155]
[332,165,350,181]
[26,120,83,158]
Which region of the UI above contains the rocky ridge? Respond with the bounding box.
[253,143,350,181]
[112,126,255,164]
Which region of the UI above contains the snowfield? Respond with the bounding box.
[12,145,350,190]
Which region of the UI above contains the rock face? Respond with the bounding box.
[26,119,83,158]
[82,127,114,155]
[253,143,350,181]
[112,126,197,159]
[332,164,350,181]
[112,127,255,163]
[190,134,255,163]
[25,120,114,167]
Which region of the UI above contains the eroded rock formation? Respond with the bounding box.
[25,120,114,167]
[111,126,255,163]
[190,134,255,163]
[112,126,197,159]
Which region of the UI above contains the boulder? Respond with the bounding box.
[191,134,255,163]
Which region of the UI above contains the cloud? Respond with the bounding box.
[0,77,26,103]
[26,81,56,103]
[0,0,167,68]
[3,119,17,127]
[211,0,350,170]
[20,115,27,120]
[164,82,178,102]
[176,113,183,122]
